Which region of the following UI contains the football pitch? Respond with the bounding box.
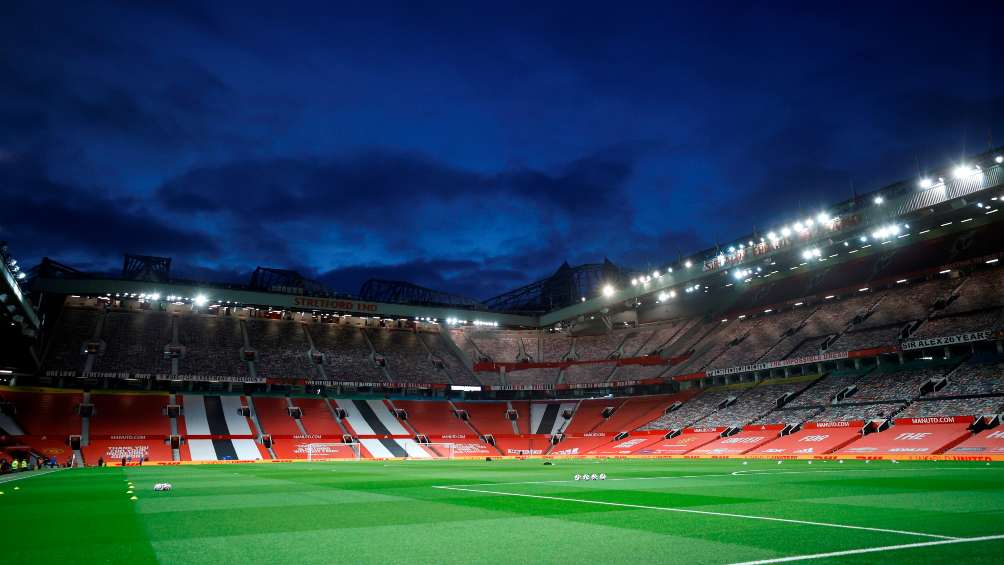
[3,459,1003,564]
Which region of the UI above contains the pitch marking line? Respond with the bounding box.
[728,533,1004,564]
[0,468,64,485]
[435,466,996,488]
[432,485,958,540]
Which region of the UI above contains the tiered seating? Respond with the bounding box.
[455,402,516,435]
[701,379,817,427]
[639,390,733,431]
[177,315,245,376]
[835,418,971,457]
[563,399,623,434]
[939,362,1004,396]
[839,367,948,403]
[458,328,520,361]
[295,398,343,435]
[911,270,1004,339]
[786,369,871,408]
[767,294,879,360]
[947,427,1004,455]
[813,402,905,422]
[709,309,814,369]
[4,390,82,436]
[635,321,694,356]
[504,368,558,386]
[672,320,747,373]
[856,279,953,328]
[368,329,447,383]
[911,309,1001,339]
[594,395,679,432]
[570,333,620,361]
[248,319,316,379]
[44,308,101,372]
[90,393,168,435]
[91,311,171,374]
[561,363,614,384]
[392,400,473,436]
[753,406,823,425]
[420,333,478,384]
[308,324,384,381]
[898,397,1002,418]
[536,331,571,361]
[828,325,904,352]
[252,397,301,435]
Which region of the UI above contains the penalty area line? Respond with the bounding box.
[431,485,957,540]
[728,533,1004,564]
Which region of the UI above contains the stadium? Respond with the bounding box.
[3,3,1004,564]
[2,147,1004,562]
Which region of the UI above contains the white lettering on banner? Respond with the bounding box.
[722,436,765,444]
[907,417,956,425]
[706,351,848,376]
[902,330,993,350]
[987,431,1004,440]
[104,445,149,459]
[813,421,852,428]
[895,433,932,441]
[109,435,147,440]
[799,435,830,442]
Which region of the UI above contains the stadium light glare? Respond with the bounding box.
[669,290,676,298]
[816,212,829,224]
[918,177,934,189]
[684,260,692,268]
[601,284,615,297]
[953,164,975,179]
[657,291,669,301]
[781,227,791,237]
[766,231,778,241]
[194,294,208,307]
[793,222,804,231]
[873,196,884,204]
[16,272,26,280]
[652,270,660,278]
[996,155,1003,164]
[630,278,637,286]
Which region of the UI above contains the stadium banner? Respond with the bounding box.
[846,345,899,357]
[803,420,865,429]
[155,374,265,383]
[706,351,848,376]
[893,415,975,426]
[683,426,727,434]
[901,330,994,350]
[472,354,681,374]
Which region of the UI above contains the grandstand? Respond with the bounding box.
[0,146,1001,469]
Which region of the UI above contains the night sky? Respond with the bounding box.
[2,1,1001,300]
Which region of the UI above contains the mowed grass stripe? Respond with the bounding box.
[432,485,957,539]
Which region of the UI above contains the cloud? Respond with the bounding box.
[0,158,218,268]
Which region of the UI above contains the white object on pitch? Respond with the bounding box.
[574,474,582,481]
[598,473,606,480]
[153,483,173,491]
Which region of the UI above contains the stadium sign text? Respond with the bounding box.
[901,330,993,350]
[292,297,379,313]
[706,351,848,376]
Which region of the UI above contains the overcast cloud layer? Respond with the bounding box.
[1,1,1001,298]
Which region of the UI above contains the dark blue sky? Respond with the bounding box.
[2,1,1001,299]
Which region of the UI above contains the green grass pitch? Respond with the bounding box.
[2,459,1003,564]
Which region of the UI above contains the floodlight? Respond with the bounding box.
[601,284,615,297]
[781,227,791,237]
[918,178,933,189]
[194,294,208,307]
